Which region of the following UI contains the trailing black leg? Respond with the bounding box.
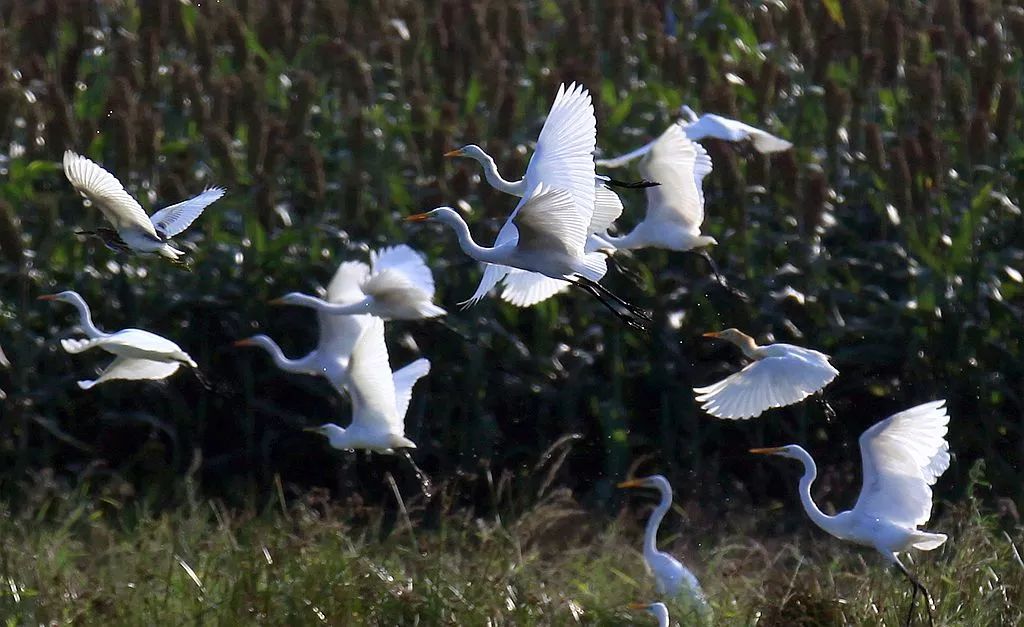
[190,366,213,390]
[401,450,433,498]
[577,276,652,322]
[604,177,660,189]
[699,250,749,302]
[895,558,934,627]
[569,279,647,332]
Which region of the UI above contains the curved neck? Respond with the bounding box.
[289,293,371,315]
[439,213,504,264]
[644,483,673,560]
[731,334,760,359]
[603,228,644,251]
[792,448,835,533]
[470,151,525,195]
[67,293,106,339]
[249,335,316,374]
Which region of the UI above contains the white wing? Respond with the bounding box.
[326,260,372,304]
[512,184,588,257]
[346,317,402,434]
[63,150,158,238]
[392,358,430,420]
[63,329,188,361]
[369,245,436,299]
[78,356,181,389]
[694,350,838,420]
[0,343,8,368]
[589,184,623,235]
[150,187,225,238]
[852,400,951,527]
[360,270,446,319]
[639,126,713,233]
[682,114,792,153]
[499,271,570,307]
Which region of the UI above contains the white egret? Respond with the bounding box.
[751,399,951,627]
[628,602,670,627]
[63,150,225,263]
[0,342,8,400]
[594,124,715,252]
[269,245,445,320]
[39,291,198,389]
[442,83,629,308]
[618,475,706,602]
[235,261,374,394]
[694,329,838,420]
[406,183,649,329]
[304,317,430,452]
[679,106,793,153]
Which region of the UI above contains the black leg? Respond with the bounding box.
[401,450,434,498]
[569,279,647,333]
[576,276,652,322]
[698,250,750,302]
[604,177,660,189]
[190,366,213,390]
[895,558,934,627]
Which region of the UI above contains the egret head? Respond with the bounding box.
[404,207,459,225]
[37,291,80,304]
[750,445,802,460]
[628,602,669,621]
[617,474,670,491]
[443,144,486,161]
[701,328,748,342]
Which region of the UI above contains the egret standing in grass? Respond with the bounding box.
[269,245,445,320]
[694,329,838,420]
[63,150,225,264]
[751,400,951,627]
[628,602,670,627]
[39,291,198,389]
[440,83,631,309]
[679,106,793,153]
[618,475,706,602]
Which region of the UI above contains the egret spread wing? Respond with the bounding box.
[682,114,792,153]
[361,270,446,318]
[392,358,430,420]
[499,271,569,307]
[852,400,950,527]
[640,126,713,233]
[590,184,624,235]
[150,187,225,238]
[78,356,181,389]
[369,245,436,298]
[694,351,838,420]
[326,260,372,304]
[512,184,588,256]
[63,151,158,238]
[346,317,402,434]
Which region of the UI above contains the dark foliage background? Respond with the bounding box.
[0,0,1021,524]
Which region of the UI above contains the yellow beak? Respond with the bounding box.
[749,447,785,455]
[37,294,59,301]
[702,331,721,338]
[443,149,463,158]
[405,213,431,222]
[233,338,256,347]
[617,479,646,489]
[267,298,287,306]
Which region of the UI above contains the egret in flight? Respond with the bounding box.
[269,245,445,320]
[63,150,225,264]
[679,106,793,153]
[235,260,374,394]
[694,329,837,420]
[751,400,951,627]
[440,83,631,309]
[594,124,715,252]
[39,291,198,389]
[618,475,706,602]
[407,183,649,329]
[304,316,430,453]
[628,602,669,627]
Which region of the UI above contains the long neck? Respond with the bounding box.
[250,335,316,374]
[471,151,525,195]
[644,484,672,560]
[289,293,370,315]
[792,448,836,533]
[68,294,106,339]
[440,214,504,264]
[602,228,644,251]
[732,334,761,359]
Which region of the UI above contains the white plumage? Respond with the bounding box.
[679,106,793,153]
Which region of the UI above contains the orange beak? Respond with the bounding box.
[404,213,431,222]
[37,294,59,301]
[617,479,646,489]
[443,149,463,158]
[750,447,785,455]
[701,331,721,338]
[233,339,256,347]
[267,298,287,306]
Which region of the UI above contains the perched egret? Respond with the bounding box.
[39,291,198,390]
[442,83,626,308]
[269,245,445,320]
[235,260,374,394]
[679,106,793,153]
[618,475,706,601]
[694,329,838,420]
[63,150,225,263]
[628,602,670,627]
[304,316,430,452]
[594,124,715,252]
[751,400,951,627]
[407,183,650,329]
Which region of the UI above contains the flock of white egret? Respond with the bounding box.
[24,81,953,625]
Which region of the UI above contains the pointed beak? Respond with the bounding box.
[404,213,431,223]
[233,339,256,347]
[617,479,646,489]
[303,427,321,433]
[750,447,785,455]
[267,297,287,306]
[627,602,649,611]
[701,331,721,338]
[37,294,59,301]
[443,149,463,158]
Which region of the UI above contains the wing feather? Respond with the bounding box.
[63,150,158,238]
[392,358,430,421]
[512,184,588,256]
[346,317,402,434]
[78,356,181,389]
[327,260,371,304]
[369,245,437,298]
[150,187,225,238]
[639,126,713,233]
[682,114,793,153]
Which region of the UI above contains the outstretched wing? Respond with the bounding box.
[512,184,588,257]
[326,260,371,304]
[499,271,570,307]
[368,245,437,299]
[682,114,793,153]
[694,351,838,420]
[150,187,225,238]
[78,356,181,390]
[852,400,951,527]
[392,358,430,420]
[346,317,402,434]
[640,125,713,233]
[63,150,158,238]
